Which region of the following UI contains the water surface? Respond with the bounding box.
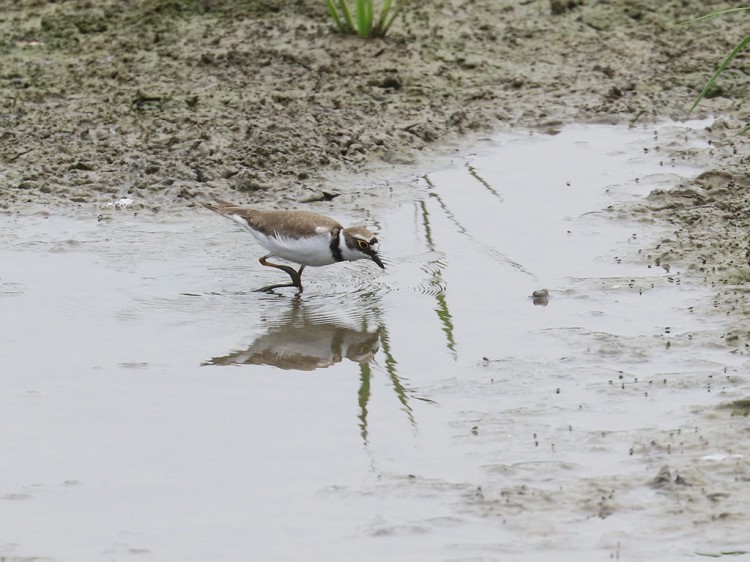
[2,122,748,561]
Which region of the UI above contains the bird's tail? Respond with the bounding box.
[202,198,243,217]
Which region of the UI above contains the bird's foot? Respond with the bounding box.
[257,257,304,293]
[253,282,303,293]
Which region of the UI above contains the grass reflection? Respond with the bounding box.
[418,192,457,359]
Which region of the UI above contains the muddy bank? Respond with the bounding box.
[3,2,750,310]
[2,0,749,208]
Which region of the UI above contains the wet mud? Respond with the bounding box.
[3,1,750,560]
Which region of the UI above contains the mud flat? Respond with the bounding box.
[1,1,749,203]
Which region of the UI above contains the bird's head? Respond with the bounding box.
[341,227,385,269]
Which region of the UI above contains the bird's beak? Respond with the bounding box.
[371,253,385,269]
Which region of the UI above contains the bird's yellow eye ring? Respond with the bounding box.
[357,240,369,250]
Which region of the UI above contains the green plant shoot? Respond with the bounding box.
[670,7,750,131]
[325,0,405,38]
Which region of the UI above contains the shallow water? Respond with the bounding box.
[2,122,749,561]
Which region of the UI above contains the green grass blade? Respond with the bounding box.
[669,7,750,29]
[376,0,393,35]
[355,0,374,37]
[355,0,366,37]
[365,0,373,35]
[325,0,345,32]
[337,0,355,33]
[381,0,405,36]
[689,34,750,114]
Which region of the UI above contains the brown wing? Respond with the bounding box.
[202,200,342,239]
[246,210,342,239]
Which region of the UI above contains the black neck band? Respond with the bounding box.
[330,228,344,262]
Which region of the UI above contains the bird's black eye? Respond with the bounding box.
[357,239,369,250]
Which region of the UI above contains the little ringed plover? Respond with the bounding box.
[203,199,385,292]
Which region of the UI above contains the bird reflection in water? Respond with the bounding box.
[203,298,381,371]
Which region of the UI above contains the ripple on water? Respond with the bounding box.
[416,278,448,297]
[0,282,24,297]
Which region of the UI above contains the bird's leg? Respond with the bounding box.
[255,256,305,293]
